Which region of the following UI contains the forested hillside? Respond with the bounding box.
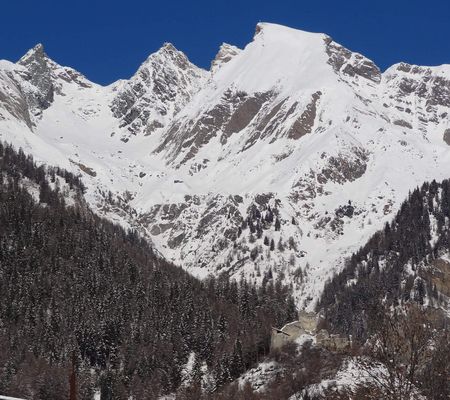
[0,143,296,399]
[319,179,450,341]
[196,180,450,400]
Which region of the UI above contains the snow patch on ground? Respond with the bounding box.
[237,361,282,392]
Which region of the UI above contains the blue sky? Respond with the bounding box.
[1,0,449,84]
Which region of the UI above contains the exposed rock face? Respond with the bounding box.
[424,258,450,297]
[0,66,33,128]
[382,63,450,134]
[325,38,381,84]
[444,129,450,145]
[0,43,93,127]
[389,62,450,108]
[17,44,55,111]
[110,43,207,138]
[287,91,321,139]
[223,92,270,136]
[155,90,274,164]
[271,321,305,350]
[316,330,350,351]
[211,43,241,73]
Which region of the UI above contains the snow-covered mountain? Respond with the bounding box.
[1,22,450,309]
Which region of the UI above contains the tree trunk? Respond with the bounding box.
[69,352,77,400]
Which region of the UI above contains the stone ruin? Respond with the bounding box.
[270,311,350,352]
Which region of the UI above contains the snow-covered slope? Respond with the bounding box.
[1,22,450,309]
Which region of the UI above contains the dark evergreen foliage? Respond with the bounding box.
[318,180,450,341]
[0,143,296,399]
[274,217,281,231]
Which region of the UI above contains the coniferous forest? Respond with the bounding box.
[0,142,297,399]
[319,179,450,342]
[1,141,449,400]
[207,180,450,400]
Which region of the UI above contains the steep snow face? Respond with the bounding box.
[1,23,450,310]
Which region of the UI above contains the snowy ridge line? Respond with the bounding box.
[1,22,450,307]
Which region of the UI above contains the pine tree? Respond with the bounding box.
[275,217,281,231]
[231,339,244,377]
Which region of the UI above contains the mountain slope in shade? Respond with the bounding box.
[1,23,450,308]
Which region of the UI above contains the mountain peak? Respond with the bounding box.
[152,42,184,60]
[18,43,47,65]
[31,42,45,54]
[211,43,241,72]
[137,42,193,72]
[161,42,177,52]
[254,22,327,42]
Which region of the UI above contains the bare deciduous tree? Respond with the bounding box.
[357,305,434,400]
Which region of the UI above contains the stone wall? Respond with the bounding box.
[271,321,305,350]
[270,312,349,352]
[316,329,350,351]
[298,311,319,332]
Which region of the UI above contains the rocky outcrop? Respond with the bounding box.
[317,148,369,185]
[444,129,450,145]
[0,66,33,128]
[316,329,350,351]
[211,43,241,73]
[156,90,274,164]
[287,91,321,139]
[110,43,207,138]
[325,38,381,84]
[17,44,55,111]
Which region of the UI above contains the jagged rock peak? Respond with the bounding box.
[18,43,48,65]
[136,42,201,75]
[110,41,207,137]
[148,42,181,60]
[160,42,177,52]
[211,43,241,73]
[15,42,57,111]
[151,42,187,61]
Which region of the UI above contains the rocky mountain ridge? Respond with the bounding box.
[1,22,450,308]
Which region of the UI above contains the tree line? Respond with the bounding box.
[319,179,450,341]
